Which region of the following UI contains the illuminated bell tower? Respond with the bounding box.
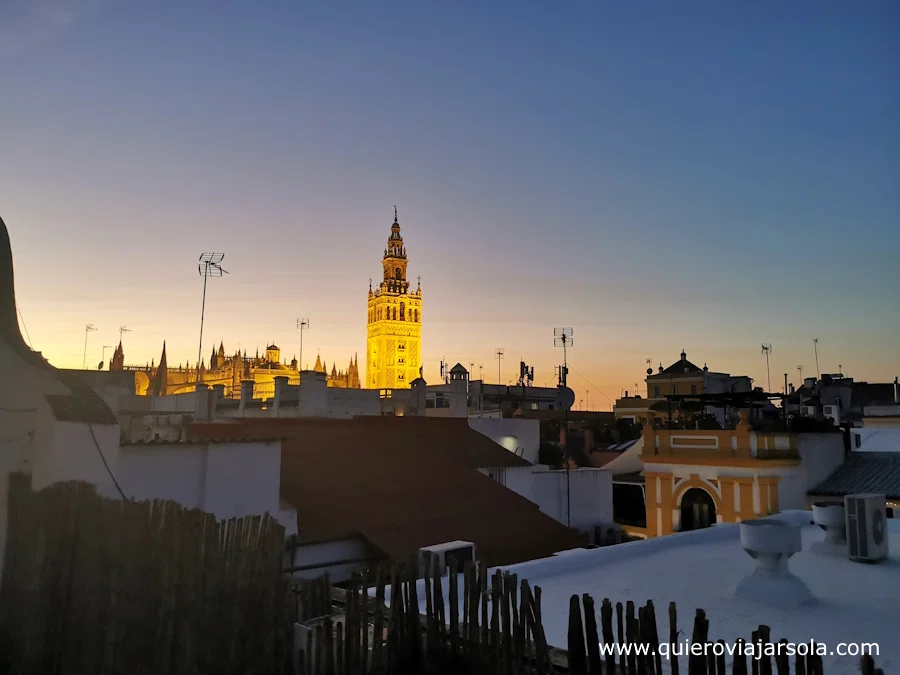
[366,207,422,389]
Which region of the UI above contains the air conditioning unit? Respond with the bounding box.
[822,405,840,425]
[418,540,476,577]
[845,494,889,563]
[803,405,818,416]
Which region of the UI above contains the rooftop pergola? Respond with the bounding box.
[655,390,786,428]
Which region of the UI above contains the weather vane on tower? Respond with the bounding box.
[393,205,398,221]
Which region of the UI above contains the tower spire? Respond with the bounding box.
[394,205,398,223]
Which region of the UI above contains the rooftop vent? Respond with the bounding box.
[810,502,846,556]
[734,519,814,608]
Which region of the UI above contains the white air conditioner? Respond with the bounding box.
[418,540,476,577]
[822,405,840,425]
[845,494,889,563]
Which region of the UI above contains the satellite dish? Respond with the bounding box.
[556,386,576,411]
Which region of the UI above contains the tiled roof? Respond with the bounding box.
[809,452,900,500]
[649,358,704,379]
[189,417,584,567]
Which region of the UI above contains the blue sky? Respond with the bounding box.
[2,0,898,406]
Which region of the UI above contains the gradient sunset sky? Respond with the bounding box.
[2,0,898,409]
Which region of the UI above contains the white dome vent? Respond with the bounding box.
[734,518,814,608]
[810,502,847,555]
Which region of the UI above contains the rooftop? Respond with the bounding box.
[406,511,900,675]
[189,417,584,566]
[809,451,900,500]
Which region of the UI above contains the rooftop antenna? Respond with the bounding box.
[100,345,113,370]
[119,325,131,343]
[197,253,228,387]
[812,338,820,380]
[797,365,804,384]
[297,318,310,372]
[82,324,97,369]
[554,327,574,527]
[478,364,483,381]
[495,348,504,386]
[838,363,843,375]
[761,343,773,392]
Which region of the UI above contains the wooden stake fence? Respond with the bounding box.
[0,473,294,674]
[295,555,885,675]
[0,473,885,675]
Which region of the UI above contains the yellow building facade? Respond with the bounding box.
[366,209,422,389]
[636,412,799,538]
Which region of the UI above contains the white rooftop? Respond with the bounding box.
[405,511,899,675]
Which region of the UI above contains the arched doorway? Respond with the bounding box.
[680,488,717,531]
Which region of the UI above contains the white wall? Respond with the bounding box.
[468,417,540,463]
[491,466,614,532]
[116,440,284,525]
[285,536,375,583]
[851,428,900,452]
[30,420,121,493]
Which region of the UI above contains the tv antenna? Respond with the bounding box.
[812,338,820,380]
[297,318,310,371]
[553,326,574,527]
[761,343,773,392]
[82,324,97,369]
[100,345,114,370]
[119,325,131,343]
[797,365,804,383]
[495,348,504,386]
[197,253,228,386]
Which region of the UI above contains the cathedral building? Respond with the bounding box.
[366,208,422,389]
[115,340,359,397]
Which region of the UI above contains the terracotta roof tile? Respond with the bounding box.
[189,417,584,566]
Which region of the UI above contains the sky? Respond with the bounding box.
[1,0,898,410]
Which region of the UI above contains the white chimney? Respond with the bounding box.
[239,379,254,415]
[273,376,288,416]
[810,502,846,555]
[734,519,814,608]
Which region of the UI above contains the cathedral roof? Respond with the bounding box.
[255,362,291,372]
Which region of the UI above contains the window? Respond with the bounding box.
[413,309,418,322]
[392,307,397,320]
[400,302,405,321]
[398,357,405,365]
[395,268,402,280]
[654,386,660,397]
[398,341,406,351]
[691,385,697,395]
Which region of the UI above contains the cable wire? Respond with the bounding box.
[566,364,616,409]
[16,307,33,347]
[88,423,127,499]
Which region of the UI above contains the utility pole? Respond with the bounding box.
[495,348,504,386]
[813,338,820,380]
[554,327,574,527]
[761,343,773,392]
[297,318,310,372]
[82,324,96,369]
[197,253,228,388]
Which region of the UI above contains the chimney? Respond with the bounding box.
[273,376,288,416]
[195,383,211,420]
[211,384,225,419]
[239,379,254,415]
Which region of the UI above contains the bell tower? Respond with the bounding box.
[366,207,422,389]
